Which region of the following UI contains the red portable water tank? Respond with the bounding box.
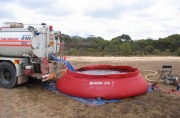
[56,65,148,100]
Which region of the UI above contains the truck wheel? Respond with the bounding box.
[0,62,17,88]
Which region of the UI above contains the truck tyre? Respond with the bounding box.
[0,62,17,88]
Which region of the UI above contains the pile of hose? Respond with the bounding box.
[49,53,75,71]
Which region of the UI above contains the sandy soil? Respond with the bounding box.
[0,56,180,118]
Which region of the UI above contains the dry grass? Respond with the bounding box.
[0,56,180,118]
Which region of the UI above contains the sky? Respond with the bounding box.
[0,0,180,40]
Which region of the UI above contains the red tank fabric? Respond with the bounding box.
[56,65,148,100]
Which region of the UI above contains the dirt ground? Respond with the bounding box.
[0,56,180,118]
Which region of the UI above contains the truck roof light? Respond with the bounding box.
[49,26,53,31]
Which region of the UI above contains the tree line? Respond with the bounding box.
[60,34,180,56]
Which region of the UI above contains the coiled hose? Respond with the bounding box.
[143,70,159,83]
